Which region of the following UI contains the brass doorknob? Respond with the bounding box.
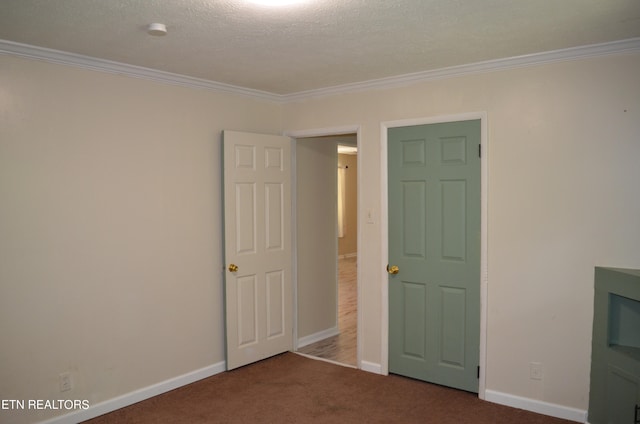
[228,264,239,273]
[386,264,399,275]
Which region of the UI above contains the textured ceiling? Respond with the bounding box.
[1,0,639,94]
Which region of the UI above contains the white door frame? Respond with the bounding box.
[380,112,488,399]
[284,125,363,368]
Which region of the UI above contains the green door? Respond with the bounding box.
[388,120,480,392]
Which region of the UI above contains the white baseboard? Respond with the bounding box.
[360,360,383,375]
[484,389,587,423]
[38,361,227,424]
[297,326,339,348]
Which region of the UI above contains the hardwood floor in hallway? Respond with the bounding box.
[297,256,357,366]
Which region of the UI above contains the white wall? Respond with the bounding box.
[0,54,282,423]
[295,138,338,340]
[2,48,639,423]
[282,53,640,412]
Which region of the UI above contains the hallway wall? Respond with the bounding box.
[296,138,338,340]
[338,152,358,257]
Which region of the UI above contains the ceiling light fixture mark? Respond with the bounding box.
[147,23,167,36]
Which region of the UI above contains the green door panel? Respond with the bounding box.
[388,120,480,393]
[605,366,639,424]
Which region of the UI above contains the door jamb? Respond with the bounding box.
[380,113,488,399]
[283,125,362,368]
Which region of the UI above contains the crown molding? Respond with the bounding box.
[0,39,281,102]
[2,37,639,104]
[281,37,640,102]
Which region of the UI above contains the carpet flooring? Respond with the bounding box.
[84,352,575,424]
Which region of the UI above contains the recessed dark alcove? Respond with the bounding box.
[608,293,640,362]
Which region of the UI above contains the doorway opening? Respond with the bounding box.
[293,133,359,367]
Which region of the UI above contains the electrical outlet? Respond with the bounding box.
[529,362,543,380]
[59,372,72,392]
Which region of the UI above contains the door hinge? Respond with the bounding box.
[478,144,481,158]
[477,366,480,379]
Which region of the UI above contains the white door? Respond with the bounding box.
[223,130,293,370]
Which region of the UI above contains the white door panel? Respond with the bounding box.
[223,130,293,370]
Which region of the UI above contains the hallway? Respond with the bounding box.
[298,256,357,366]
